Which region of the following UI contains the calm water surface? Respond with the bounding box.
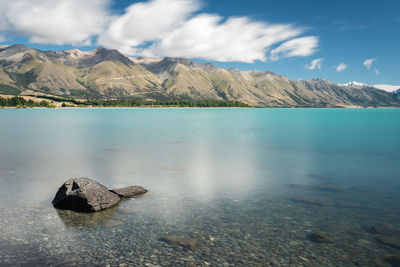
[0,108,399,266]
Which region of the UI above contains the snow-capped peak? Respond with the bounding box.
[340,81,368,87]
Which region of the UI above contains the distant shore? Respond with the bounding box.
[2,105,398,109]
[0,95,250,108]
[1,94,398,109]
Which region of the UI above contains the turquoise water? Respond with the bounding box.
[0,108,399,266]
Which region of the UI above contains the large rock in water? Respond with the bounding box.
[52,178,121,212]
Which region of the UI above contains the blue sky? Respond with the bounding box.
[1,0,399,85]
[206,0,400,85]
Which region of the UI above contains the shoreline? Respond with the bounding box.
[1,106,399,110]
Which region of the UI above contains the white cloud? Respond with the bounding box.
[374,68,380,75]
[100,0,318,63]
[139,15,306,62]
[98,0,199,55]
[0,0,319,62]
[336,63,347,72]
[269,36,319,61]
[0,0,111,45]
[305,58,323,70]
[0,10,6,42]
[363,58,376,70]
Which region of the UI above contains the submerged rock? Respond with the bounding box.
[376,235,400,249]
[386,255,400,267]
[161,236,202,250]
[290,197,332,206]
[289,184,346,192]
[104,219,125,227]
[119,208,143,214]
[307,233,335,243]
[111,186,147,197]
[311,184,346,192]
[52,178,148,212]
[336,201,361,208]
[372,225,400,236]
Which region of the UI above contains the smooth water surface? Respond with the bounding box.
[0,108,399,266]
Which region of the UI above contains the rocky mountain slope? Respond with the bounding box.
[299,79,399,107]
[0,44,398,107]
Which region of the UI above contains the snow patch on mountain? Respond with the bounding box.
[340,81,400,92]
[373,84,400,92]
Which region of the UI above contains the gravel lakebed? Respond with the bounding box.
[2,182,400,267]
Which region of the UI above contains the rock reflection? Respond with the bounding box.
[55,202,123,228]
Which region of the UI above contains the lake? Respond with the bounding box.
[1,108,400,266]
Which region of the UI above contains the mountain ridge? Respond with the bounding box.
[0,44,399,107]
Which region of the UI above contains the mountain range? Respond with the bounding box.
[0,44,399,107]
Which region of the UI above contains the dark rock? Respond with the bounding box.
[290,197,332,206]
[111,186,147,197]
[161,236,202,250]
[386,255,400,267]
[307,233,335,243]
[376,235,400,248]
[52,178,121,212]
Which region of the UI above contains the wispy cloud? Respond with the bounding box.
[337,24,365,31]
[363,58,376,69]
[332,19,366,31]
[336,63,347,72]
[363,58,380,74]
[269,36,319,61]
[305,58,323,70]
[0,0,319,63]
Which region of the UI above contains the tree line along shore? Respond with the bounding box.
[0,95,250,108]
